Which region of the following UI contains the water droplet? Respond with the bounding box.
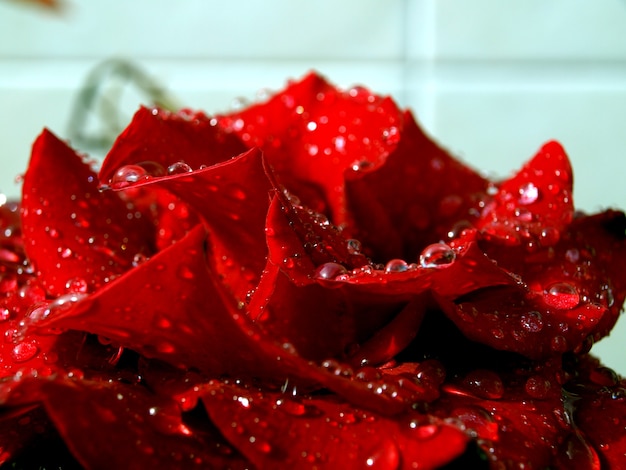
[46,227,61,239]
[65,277,89,294]
[518,182,540,205]
[545,282,580,310]
[346,238,362,255]
[167,161,193,175]
[0,307,10,322]
[525,375,552,399]
[452,405,498,440]
[384,259,409,273]
[551,335,568,352]
[133,253,149,266]
[565,248,580,263]
[419,243,456,268]
[111,165,149,188]
[520,311,544,332]
[351,160,374,172]
[381,127,400,145]
[321,359,353,377]
[462,370,504,400]
[313,262,348,280]
[11,341,39,363]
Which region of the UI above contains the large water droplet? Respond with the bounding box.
[419,243,456,268]
[544,282,580,310]
[525,375,552,399]
[11,341,39,363]
[111,165,149,188]
[384,259,409,273]
[167,161,193,175]
[313,262,348,280]
[518,182,540,205]
[346,238,362,255]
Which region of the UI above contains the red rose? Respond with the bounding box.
[1,72,625,468]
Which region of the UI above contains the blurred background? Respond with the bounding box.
[1,0,626,371]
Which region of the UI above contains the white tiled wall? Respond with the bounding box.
[1,0,626,371]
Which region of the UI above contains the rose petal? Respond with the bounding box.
[0,405,77,468]
[36,224,422,414]
[37,379,248,469]
[345,112,490,262]
[477,140,574,247]
[439,211,626,358]
[570,355,626,468]
[20,129,155,296]
[200,381,470,470]
[106,148,271,303]
[426,356,579,468]
[254,197,514,364]
[219,72,403,227]
[99,106,247,185]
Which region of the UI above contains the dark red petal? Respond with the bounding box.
[476,140,574,247]
[38,379,248,469]
[110,148,272,303]
[219,72,403,226]
[255,196,515,364]
[345,112,490,262]
[427,357,580,468]
[200,381,469,469]
[570,356,626,468]
[35,225,272,376]
[30,223,428,415]
[99,106,247,185]
[20,129,155,296]
[440,211,626,358]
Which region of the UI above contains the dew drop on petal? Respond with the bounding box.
[346,238,362,255]
[518,182,540,205]
[419,243,456,268]
[11,341,39,363]
[167,161,193,175]
[321,359,353,377]
[384,259,409,273]
[520,311,544,333]
[313,262,348,280]
[544,282,580,310]
[525,375,552,399]
[453,405,498,440]
[462,370,504,400]
[65,277,89,294]
[111,165,149,187]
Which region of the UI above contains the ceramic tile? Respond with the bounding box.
[0,0,405,60]
[433,0,626,60]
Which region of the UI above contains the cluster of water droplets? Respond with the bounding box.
[313,241,457,282]
[108,160,196,190]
